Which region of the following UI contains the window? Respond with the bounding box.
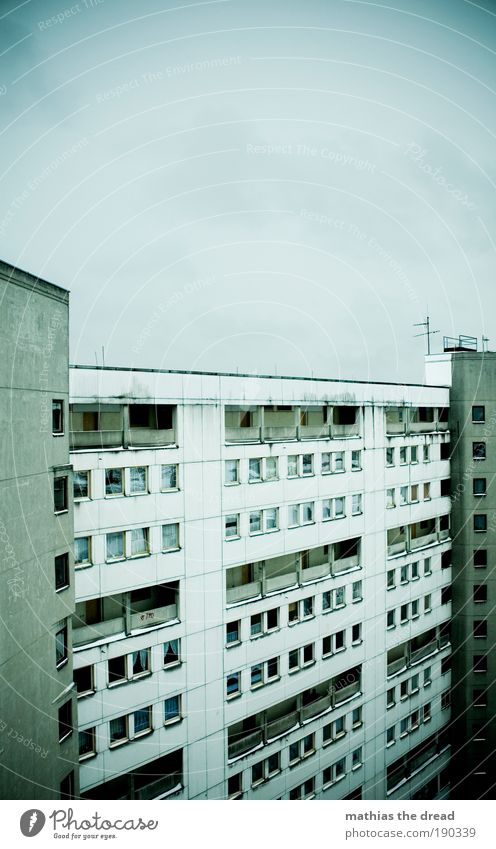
[400,486,408,505]
[387,569,395,589]
[302,454,313,476]
[424,667,432,687]
[303,643,314,665]
[423,482,431,501]
[58,701,72,743]
[162,463,179,490]
[109,715,128,746]
[424,594,432,613]
[474,549,487,568]
[249,458,261,482]
[400,564,408,583]
[352,707,362,728]
[473,688,486,708]
[105,468,123,495]
[352,494,362,515]
[352,623,362,644]
[55,622,68,667]
[55,553,69,591]
[224,460,239,485]
[323,759,346,787]
[473,442,486,460]
[474,514,487,532]
[474,654,487,673]
[266,608,279,631]
[288,649,299,671]
[352,748,362,769]
[473,478,486,496]
[410,484,418,503]
[473,584,487,603]
[423,445,430,462]
[411,446,418,464]
[106,531,125,561]
[132,649,150,678]
[108,655,126,685]
[52,400,64,434]
[441,691,451,710]
[266,457,278,480]
[351,450,361,470]
[386,488,395,509]
[228,773,242,799]
[387,610,395,628]
[226,673,240,697]
[60,771,74,801]
[423,557,432,575]
[387,726,395,745]
[411,599,419,618]
[473,620,487,639]
[472,405,485,423]
[399,447,407,464]
[386,447,394,466]
[74,666,94,698]
[74,536,91,566]
[302,597,314,618]
[130,527,149,557]
[73,470,89,500]
[164,639,180,666]
[129,466,147,495]
[411,561,419,580]
[225,514,239,539]
[287,455,298,477]
[321,452,331,474]
[400,604,408,623]
[322,590,331,611]
[289,502,313,526]
[134,707,152,736]
[79,728,96,759]
[251,663,263,688]
[164,695,181,723]
[250,511,262,534]
[352,580,362,602]
[54,476,68,513]
[162,523,179,551]
[302,502,314,524]
[333,452,345,472]
[387,687,395,708]
[265,507,278,531]
[441,656,451,676]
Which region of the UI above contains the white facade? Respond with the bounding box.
[69,366,452,800]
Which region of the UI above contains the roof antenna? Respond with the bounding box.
[482,335,489,353]
[414,315,439,355]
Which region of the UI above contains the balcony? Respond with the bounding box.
[130,603,178,630]
[266,710,299,740]
[332,406,360,438]
[228,728,264,759]
[225,426,261,444]
[301,694,331,721]
[410,641,438,664]
[73,593,125,647]
[73,614,123,647]
[134,772,182,800]
[81,751,183,800]
[127,427,175,448]
[334,678,361,704]
[70,429,123,450]
[301,560,330,582]
[333,553,359,574]
[226,580,262,604]
[263,425,298,442]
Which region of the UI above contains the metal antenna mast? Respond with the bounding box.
[414,316,439,355]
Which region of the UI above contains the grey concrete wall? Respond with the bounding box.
[0,262,78,799]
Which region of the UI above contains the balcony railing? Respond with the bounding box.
[226,581,262,604]
[301,561,330,582]
[265,572,298,593]
[127,427,175,447]
[332,423,360,438]
[73,616,123,647]
[410,641,438,664]
[298,424,330,440]
[266,711,299,740]
[301,694,331,722]
[228,729,264,759]
[130,603,178,630]
[386,421,406,435]
[333,554,359,574]
[134,773,182,800]
[263,425,298,442]
[410,532,437,550]
[334,679,361,704]
[70,430,123,450]
[225,426,261,444]
[387,656,407,676]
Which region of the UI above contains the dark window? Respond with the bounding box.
[474,514,487,532]
[474,549,487,568]
[473,688,487,707]
[226,621,240,645]
[129,404,173,429]
[441,656,451,675]
[55,623,68,667]
[473,478,486,495]
[58,700,72,742]
[60,771,74,800]
[52,400,64,434]
[73,471,89,499]
[83,411,99,431]
[441,551,451,570]
[441,586,451,605]
[473,585,487,603]
[473,620,487,639]
[79,728,95,758]
[333,406,357,425]
[440,479,451,497]
[472,406,485,423]
[74,665,93,696]
[266,608,279,630]
[228,773,242,797]
[54,476,68,512]
[440,442,450,460]
[55,553,69,591]
[474,655,487,673]
[473,442,486,460]
[438,407,448,423]
[108,656,126,684]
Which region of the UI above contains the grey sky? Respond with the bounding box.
[1,0,495,383]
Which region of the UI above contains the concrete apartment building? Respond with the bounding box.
[0,261,78,799]
[427,343,496,800]
[69,365,452,800]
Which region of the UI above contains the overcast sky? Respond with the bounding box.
[1,0,495,383]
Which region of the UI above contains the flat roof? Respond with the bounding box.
[0,259,69,302]
[69,363,448,390]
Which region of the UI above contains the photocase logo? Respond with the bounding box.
[20,810,46,837]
